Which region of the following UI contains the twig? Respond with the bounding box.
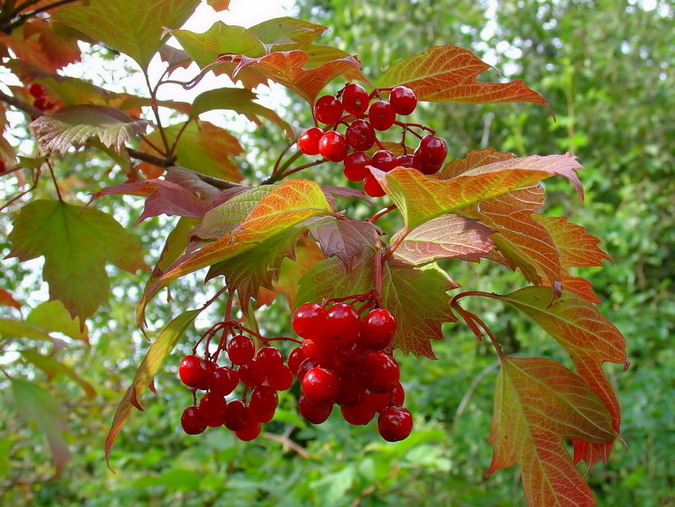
[262,432,313,459]
[45,159,62,201]
[0,89,42,117]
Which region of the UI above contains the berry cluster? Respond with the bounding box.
[27,83,56,112]
[297,83,449,197]
[177,324,294,441]
[288,298,413,442]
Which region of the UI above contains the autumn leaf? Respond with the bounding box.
[307,216,379,268]
[206,0,231,11]
[534,215,612,268]
[375,45,551,113]
[438,147,516,180]
[7,200,147,323]
[488,356,616,507]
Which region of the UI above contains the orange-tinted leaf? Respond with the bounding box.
[488,356,616,506]
[0,288,21,311]
[534,215,612,268]
[206,0,231,11]
[494,287,627,466]
[438,147,516,179]
[105,309,200,468]
[376,45,550,112]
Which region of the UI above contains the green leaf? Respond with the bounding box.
[11,379,71,477]
[30,106,150,155]
[105,309,201,468]
[26,300,88,343]
[20,350,96,398]
[0,318,53,342]
[248,17,327,49]
[54,0,200,69]
[7,200,147,322]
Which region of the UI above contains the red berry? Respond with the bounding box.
[361,351,400,392]
[324,303,360,344]
[371,150,397,172]
[292,303,327,341]
[417,135,448,165]
[239,360,265,387]
[389,86,417,115]
[208,366,239,396]
[224,399,250,431]
[418,159,442,175]
[0,160,5,173]
[199,392,227,427]
[314,95,343,124]
[249,386,279,423]
[298,127,323,155]
[178,355,209,388]
[368,100,396,131]
[298,394,333,424]
[287,347,306,375]
[342,83,369,115]
[28,83,46,98]
[378,406,413,442]
[181,405,207,435]
[340,396,377,425]
[33,97,48,111]
[296,357,320,382]
[391,383,405,407]
[267,363,293,391]
[256,346,284,372]
[336,372,366,407]
[363,174,386,197]
[302,338,336,362]
[319,131,348,162]
[395,154,419,169]
[369,390,392,412]
[343,152,371,182]
[301,367,339,405]
[336,340,368,366]
[345,119,376,151]
[228,334,255,365]
[360,308,397,350]
[235,420,262,441]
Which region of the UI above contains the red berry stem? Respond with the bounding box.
[234,324,302,345]
[276,158,328,181]
[394,121,436,136]
[321,290,376,306]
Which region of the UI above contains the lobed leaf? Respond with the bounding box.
[307,216,379,268]
[534,216,612,268]
[0,318,54,342]
[249,17,327,50]
[26,300,89,343]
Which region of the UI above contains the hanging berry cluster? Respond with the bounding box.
[27,83,56,114]
[297,83,449,197]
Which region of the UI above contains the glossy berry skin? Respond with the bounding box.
[341,396,376,425]
[178,355,209,388]
[199,392,227,427]
[345,119,376,151]
[235,420,262,441]
[298,127,323,155]
[296,357,320,382]
[314,95,343,124]
[395,154,419,169]
[256,346,284,372]
[391,383,405,407]
[287,347,307,374]
[417,135,448,165]
[302,338,336,362]
[342,83,369,115]
[360,308,397,350]
[371,150,397,172]
[298,395,333,424]
[325,303,361,344]
[228,334,255,365]
[369,390,393,412]
[362,351,400,392]
[266,363,293,391]
[418,159,442,175]
[336,373,366,407]
[389,86,417,115]
[363,174,386,197]
[208,366,239,396]
[378,406,413,442]
[319,131,349,162]
[249,386,279,423]
[301,367,340,405]
[181,406,207,435]
[238,360,265,387]
[343,152,371,182]
[28,83,46,98]
[292,303,327,341]
[224,399,250,431]
[368,100,396,131]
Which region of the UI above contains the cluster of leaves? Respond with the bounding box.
[0,0,631,504]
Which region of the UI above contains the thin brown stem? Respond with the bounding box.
[275,159,327,181]
[167,117,192,159]
[45,159,62,201]
[142,71,170,154]
[0,89,42,117]
[374,233,383,306]
[262,432,313,459]
[0,169,39,212]
[367,204,396,223]
[381,228,409,263]
[139,134,166,157]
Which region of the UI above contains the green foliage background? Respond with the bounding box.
[1,0,673,505]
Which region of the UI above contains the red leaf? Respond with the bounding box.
[534,215,612,268]
[308,216,379,268]
[0,288,22,312]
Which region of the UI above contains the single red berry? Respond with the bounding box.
[314,95,343,124]
[369,390,393,412]
[224,399,250,431]
[389,86,417,115]
[324,303,361,344]
[319,131,349,162]
[343,152,371,182]
[208,366,239,396]
[301,367,340,405]
[361,351,400,392]
[395,154,419,169]
[363,174,386,197]
[298,127,323,155]
[342,83,369,115]
[368,100,396,131]
[336,372,366,407]
[335,340,368,366]
[302,338,336,363]
[391,383,405,407]
[28,83,46,98]
[228,334,255,365]
[292,302,327,341]
[181,405,207,435]
[296,357,320,382]
[418,159,442,175]
[256,346,284,373]
[33,97,48,111]
[239,360,265,387]
[178,355,209,388]
[249,386,279,423]
[267,363,293,391]
[345,119,376,151]
[417,135,448,165]
[298,394,333,424]
[371,150,397,172]
[235,420,262,441]
[360,308,397,350]
[199,392,227,427]
[378,406,413,442]
[287,347,307,375]
[340,396,377,425]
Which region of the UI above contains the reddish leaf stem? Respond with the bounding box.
[0,169,39,212]
[394,120,436,136]
[451,299,504,358]
[381,228,409,263]
[276,159,327,181]
[366,204,397,223]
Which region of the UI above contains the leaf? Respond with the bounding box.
[7,200,147,322]
[373,152,584,230]
[534,216,612,268]
[26,300,89,343]
[206,0,231,11]
[165,166,236,201]
[297,254,458,357]
[20,350,96,398]
[393,214,495,265]
[248,17,327,49]
[105,309,200,468]
[438,147,516,180]
[267,238,326,308]
[30,106,150,155]
[308,216,379,268]
[375,45,550,111]
[493,287,627,466]
[0,319,53,342]
[488,356,616,507]
[11,379,71,477]
[191,87,293,137]
[54,0,200,69]
[0,288,21,311]
[92,179,210,225]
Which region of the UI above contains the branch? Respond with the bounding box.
[0,90,42,118]
[0,0,79,33]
